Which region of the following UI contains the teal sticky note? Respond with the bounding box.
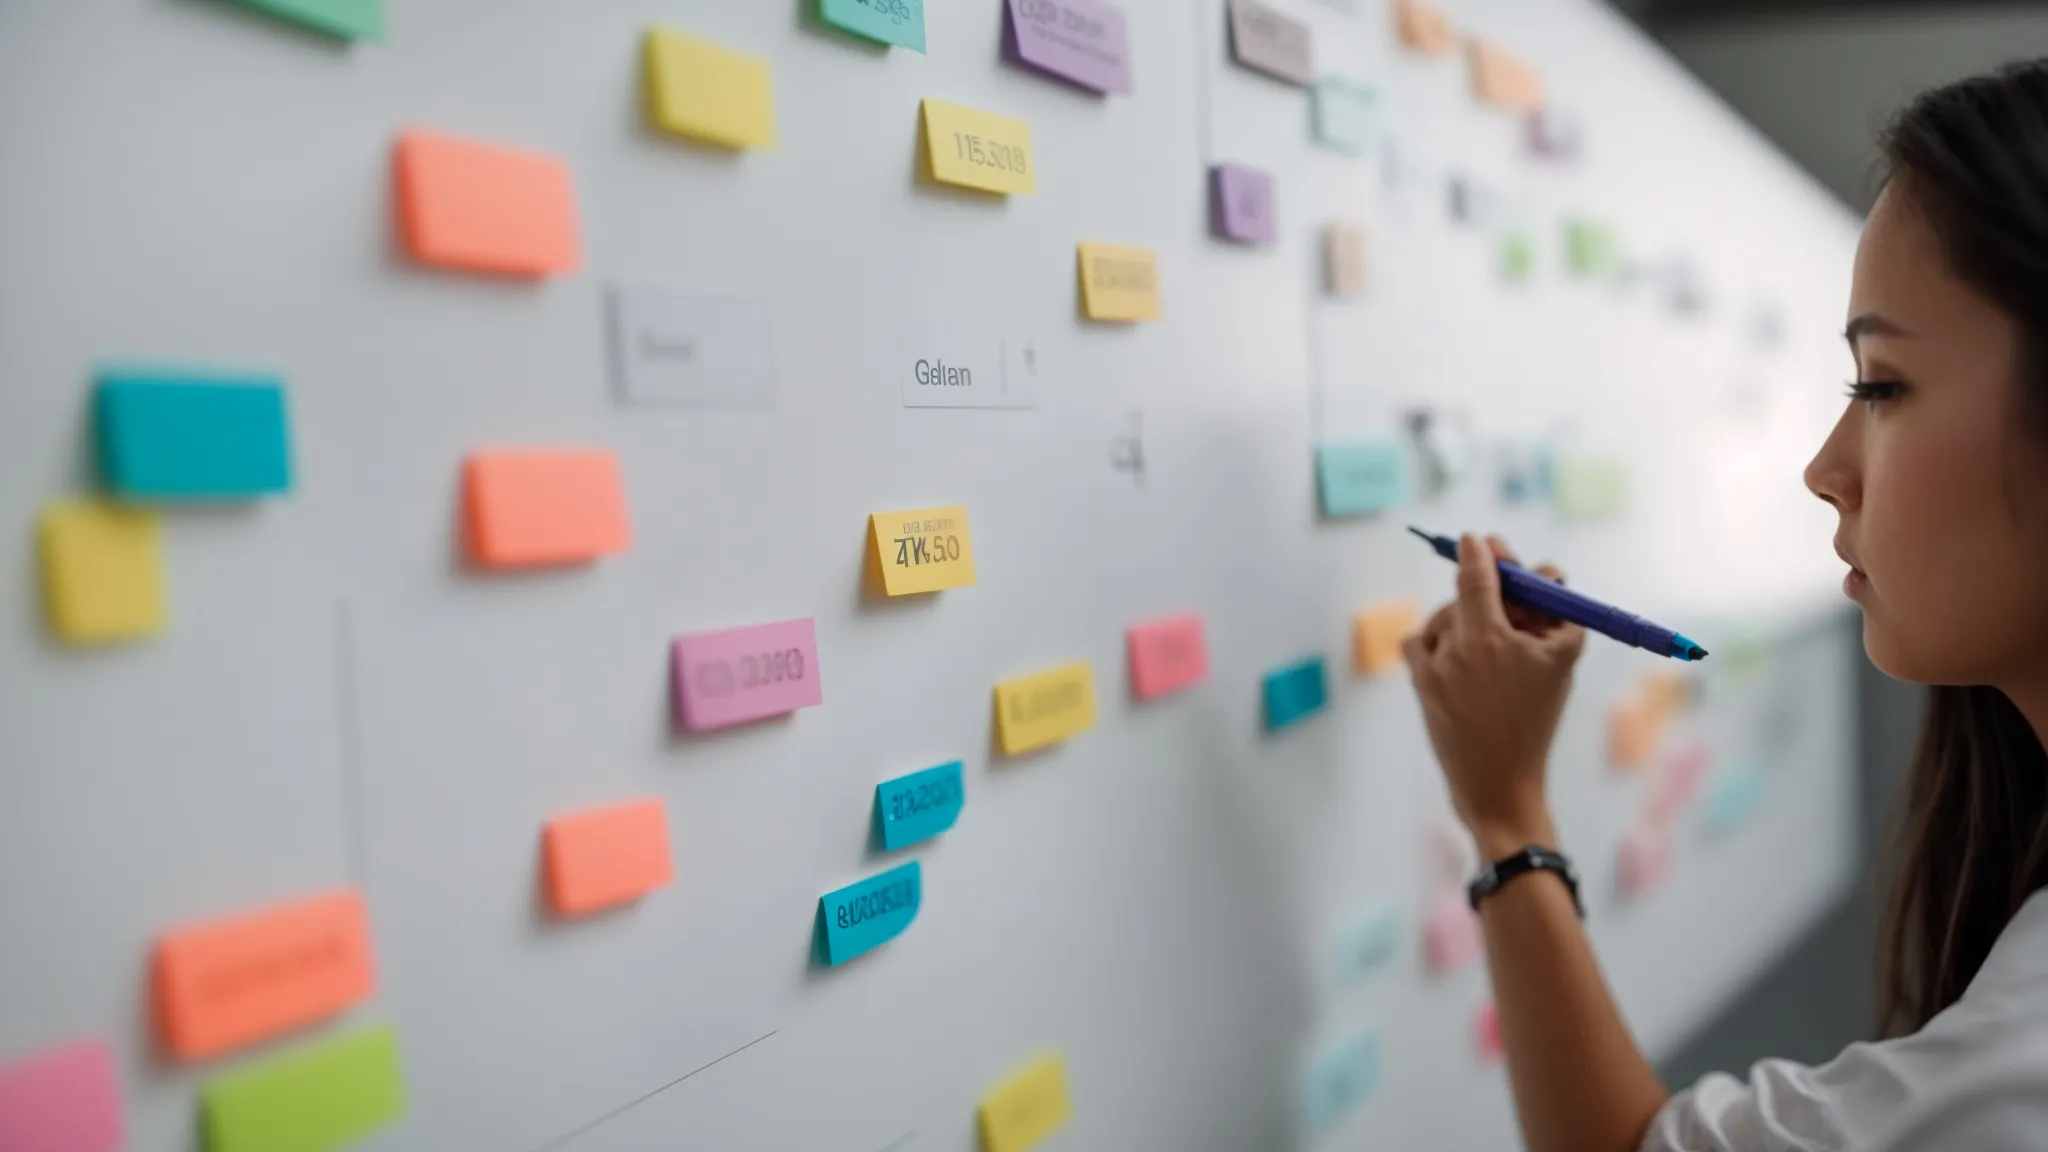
[874,761,965,851]
[1264,657,1328,731]
[1703,766,1766,833]
[819,0,927,52]
[1304,1029,1380,1131]
[202,1025,405,1152]
[1316,441,1408,518]
[224,0,383,40]
[95,371,292,499]
[817,861,922,966]
[1332,903,1399,985]
[1312,79,1377,155]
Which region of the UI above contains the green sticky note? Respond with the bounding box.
[818,0,927,52]
[1552,456,1630,521]
[202,1025,405,1152]
[1500,231,1536,284]
[224,0,383,39]
[1565,219,1619,278]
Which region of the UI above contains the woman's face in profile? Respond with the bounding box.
[1805,181,2048,686]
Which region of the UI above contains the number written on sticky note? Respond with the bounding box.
[922,99,1036,195]
[874,761,966,851]
[868,505,978,596]
[820,0,926,52]
[817,861,923,966]
[995,662,1097,755]
[671,618,823,732]
[1078,243,1162,322]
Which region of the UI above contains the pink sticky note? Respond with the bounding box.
[1619,824,1675,896]
[1126,614,1209,701]
[1648,743,1712,825]
[1423,894,1482,973]
[670,618,823,732]
[0,1039,124,1152]
[1475,1001,1503,1064]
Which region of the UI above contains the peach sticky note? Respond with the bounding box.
[1395,0,1456,54]
[1641,672,1696,722]
[463,449,631,569]
[1126,614,1209,701]
[394,129,580,277]
[1469,40,1544,113]
[1475,1001,1503,1064]
[1619,824,1675,896]
[0,1038,124,1152]
[1609,701,1659,771]
[38,501,165,645]
[643,27,777,149]
[1353,600,1418,676]
[153,889,375,1062]
[543,797,674,917]
[1423,893,1482,973]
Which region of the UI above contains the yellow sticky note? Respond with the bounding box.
[994,662,1097,756]
[1077,243,1161,322]
[39,500,166,644]
[1353,600,1418,675]
[643,26,776,149]
[922,99,1036,195]
[868,506,978,596]
[978,1051,1072,1152]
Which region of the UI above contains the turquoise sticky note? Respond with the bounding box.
[818,0,926,52]
[224,0,383,39]
[95,371,292,499]
[1304,1029,1380,1131]
[874,761,965,851]
[1312,78,1377,155]
[1264,657,1329,731]
[202,1024,404,1152]
[1703,766,1766,833]
[817,861,922,966]
[1332,903,1399,985]
[1316,441,1408,518]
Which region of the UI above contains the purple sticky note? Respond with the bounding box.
[671,617,824,732]
[1211,163,1277,245]
[1004,0,1133,95]
[0,1039,124,1152]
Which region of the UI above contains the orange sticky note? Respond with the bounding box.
[1469,40,1543,112]
[543,798,675,916]
[1641,673,1695,722]
[1353,600,1418,675]
[153,889,375,1062]
[1395,0,1456,55]
[463,449,632,569]
[394,129,581,278]
[1609,701,1658,771]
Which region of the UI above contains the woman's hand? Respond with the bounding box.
[1404,534,1587,857]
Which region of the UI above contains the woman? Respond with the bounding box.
[1405,61,2048,1151]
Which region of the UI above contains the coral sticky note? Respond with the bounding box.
[1317,441,1409,517]
[1423,894,1482,972]
[153,889,375,1062]
[820,0,926,52]
[1619,824,1675,895]
[542,798,674,917]
[978,1052,1072,1152]
[1475,1001,1504,1064]
[1211,163,1277,245]
[868,506,977,595]
[922,99,1036,195]
[1126,614,1209,701]
[95,371,292,498]
[1395,0,1456,54]
[1353,601,1417,675]
[1609,701,1659,771]
[670,618,823,732]
[1263,656,1329,732]
[225,0,381,39]
[1470,40,1544,112]
[995,662,1098,756]
[1304,1029,1379,1131]
[462,449,631,569]
[38,502,165,645]
[1076,243,1162,322]
[1323,223,1368,298]
[200,1025,404,1152]
[394,130,580,278]
[875,762,965,851]
[0,1039,123,1152]
[643,27,776,150]
[817,861,922,966]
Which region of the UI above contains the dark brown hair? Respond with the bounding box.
[1877,61,2048,1035]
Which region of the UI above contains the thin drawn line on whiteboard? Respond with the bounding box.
[1306,303,1327,439]
[1194,0,1215,162]
[524,1030,780,1152]
[333,599,369,886]
[874,1131,920,1151]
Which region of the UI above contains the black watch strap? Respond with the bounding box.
[1468,844,1584,918]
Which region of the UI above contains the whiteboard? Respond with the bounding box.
[0,0,1863,1149]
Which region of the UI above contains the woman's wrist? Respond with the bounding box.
[1469,804,1560,861]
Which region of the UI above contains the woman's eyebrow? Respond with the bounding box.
[1846,313,1911,344]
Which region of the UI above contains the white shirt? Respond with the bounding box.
[1643,889,2048,1151]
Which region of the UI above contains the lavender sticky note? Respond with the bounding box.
[1211,163,1277,245]
[1005,0,1132,95]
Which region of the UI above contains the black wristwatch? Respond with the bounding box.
[1468,845,1584,918]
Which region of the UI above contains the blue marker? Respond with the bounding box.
[1408,527,1708,662]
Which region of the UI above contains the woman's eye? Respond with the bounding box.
[1846,379,1905,403]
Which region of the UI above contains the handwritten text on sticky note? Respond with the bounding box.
[817,861,922,966]
[154,889,375,1061]
[1126,614,1209,701]
[1006,0,1132,94]
[394,130,580,278]
[670,617,823,732]
[995,661,1098,755]
[868,506,978,596]
[643,27,776,149]
[1077,243,1161,322]
[979,1052,1072,1152]
[1228,0,1313,86]
[542,798,674,917]
[922,99,1036,195]
[820,0,926,52]
[875,761,966,851]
